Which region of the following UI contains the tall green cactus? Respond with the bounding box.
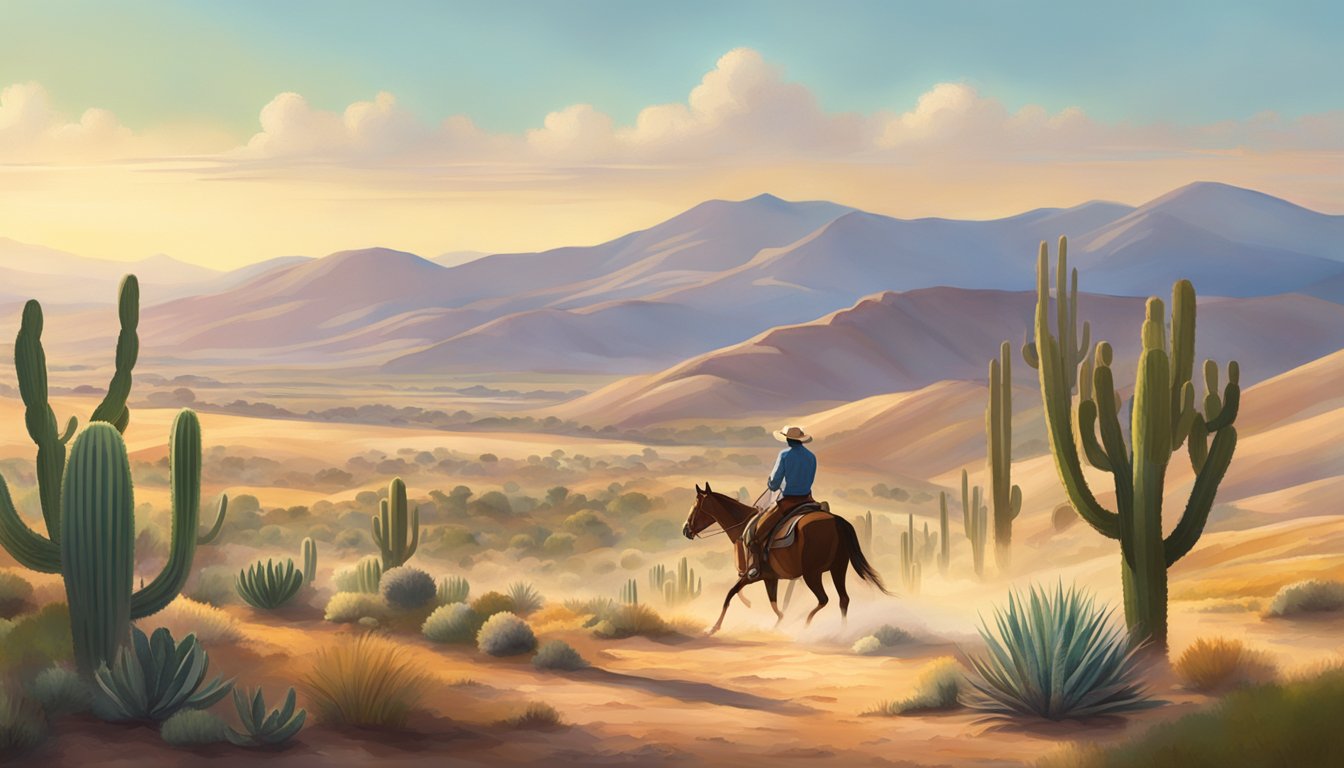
[1022,247,1091,394]
[5,410,210,676]
[854,510,874,551]
[371,477,418,569]
[619,578,638,605]
[960,470,987,578]
[938,492,950,576]
[1031,237,1239,649]
[301,537,318,584]
[988,340,1023,572]
[899,514,922,594]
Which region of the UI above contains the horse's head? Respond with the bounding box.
[683,482,719,539]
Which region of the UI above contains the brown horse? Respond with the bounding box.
[683,483,889,634]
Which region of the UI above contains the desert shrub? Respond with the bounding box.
[422,603,482,644]
[302,635,428,728]
[508,534,536,550]
[542,532,576,556]
[507,582,544,616]
[503,701,562,729]
[532,640,588,671]
[236,558,304,610]
[0,603,73,672]
[965,583,1154,720]
[142,597,243,644]
[28,666,92,717]
[437,575,470,605]
[591,603,673,639]
[561,510,615,546]
[161,709,229,747]
[0,618,12,643]
[380,566,436,610]
[94,627,232,723]
[618,549,644,569]
[1048,665,1344,767]
[259,524,288,547]
[1264,579,1344,618]
[869,657,965,715]
[873,624,913,646]
[471,591,516,619]
[1174,637,1277,692]
[477,612,537,656]
[187,565,239,606]
[334,528,366,549]
[0,685,45,756]
[226,687,306,747]
[324,592,389,624]
[0,571,35,618]
[852,635,883,655]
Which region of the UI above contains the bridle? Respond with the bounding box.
[687,490,767,539]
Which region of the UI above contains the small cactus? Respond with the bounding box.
[371,477,418,570]
[961,470,987,579]
[619,578,638,605]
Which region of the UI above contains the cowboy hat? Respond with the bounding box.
[775,425,813,443]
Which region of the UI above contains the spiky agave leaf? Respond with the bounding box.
[235,558,304,610]
[964,582,1158,720]
[94,626,232,722]
[226,686,306,746]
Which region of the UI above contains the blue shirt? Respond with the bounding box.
[768,443,816,496]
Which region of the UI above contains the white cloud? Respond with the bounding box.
[0,82,134,160]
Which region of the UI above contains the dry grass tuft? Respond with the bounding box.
[138,597,243,644]
[302,635,429,728]
[1173,637,1277,692]
[502,701,563,729]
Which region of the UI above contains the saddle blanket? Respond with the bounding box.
[766,501,829,549]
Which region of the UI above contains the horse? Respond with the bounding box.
[683,483,890,634]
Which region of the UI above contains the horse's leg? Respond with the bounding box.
[781,579,796,612]
[708,577,749,635]
[831,560,851,625]
[803,571,829,626]
[764,578,784,626]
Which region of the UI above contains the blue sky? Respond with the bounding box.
[7,0,1341,135]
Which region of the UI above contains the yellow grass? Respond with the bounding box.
[302,634,429,728]
[138,597,243,644]
[1173,637,1277,692]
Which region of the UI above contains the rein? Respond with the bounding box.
[692,490,765,539]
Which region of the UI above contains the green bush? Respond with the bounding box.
[873,624,913,646]
[965,583,1155,720]
[324,592,388,624]
[0,571,34,618]
[0,685,45,756]
[161,709,229,747]
[532,640,587,671]
[476,613,537,656]
[187,565,239,606]
[1046,666,1344,767]
[1264,579,1344,618]
[29,666,92,717]
[0,603,73,672]
[422,603,482,644]
[94,626,233,723]
[471,591,516,619]
[507,582,544,616]
[380,566,436,610]
[590,603,673,639]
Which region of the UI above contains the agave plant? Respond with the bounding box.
[964,582,1156,720]
[236,559,304,610]
[94,626,233,722]
[507,581,544,615]
[226,686,306,747]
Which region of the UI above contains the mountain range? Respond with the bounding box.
[2,182,1342,390]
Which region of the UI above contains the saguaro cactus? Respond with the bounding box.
[937,492,950,576]
[988,340,1023,572]
[854,511,874,550]
[0,410,211,675]
[301,537,318,584]
[619,578,639,605]
[961,470,987,578]
[371,477,419,570]
[1030,237,1239,649]
[899,514,921,594]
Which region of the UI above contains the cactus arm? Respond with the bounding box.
[59,416,78,444]
[131,410,202,619]
[1076,400,1113,472]
[1165,426,1236,566]
[407,504,419,560]
[90,275,140,430]
[1205,361,1240,431]
[1188,416,1210,471]
[1022,337,1039,369]
[0,472,61,573]
[196,495,228,545]
[15,300,67,540]
[1009,485,1021,519]
[1168,280,1196,441]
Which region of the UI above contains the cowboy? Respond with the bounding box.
[743,425,817,580]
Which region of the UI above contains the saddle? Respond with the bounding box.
[748,500,830,551]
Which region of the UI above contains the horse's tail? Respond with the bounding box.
[833,514,892,595]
